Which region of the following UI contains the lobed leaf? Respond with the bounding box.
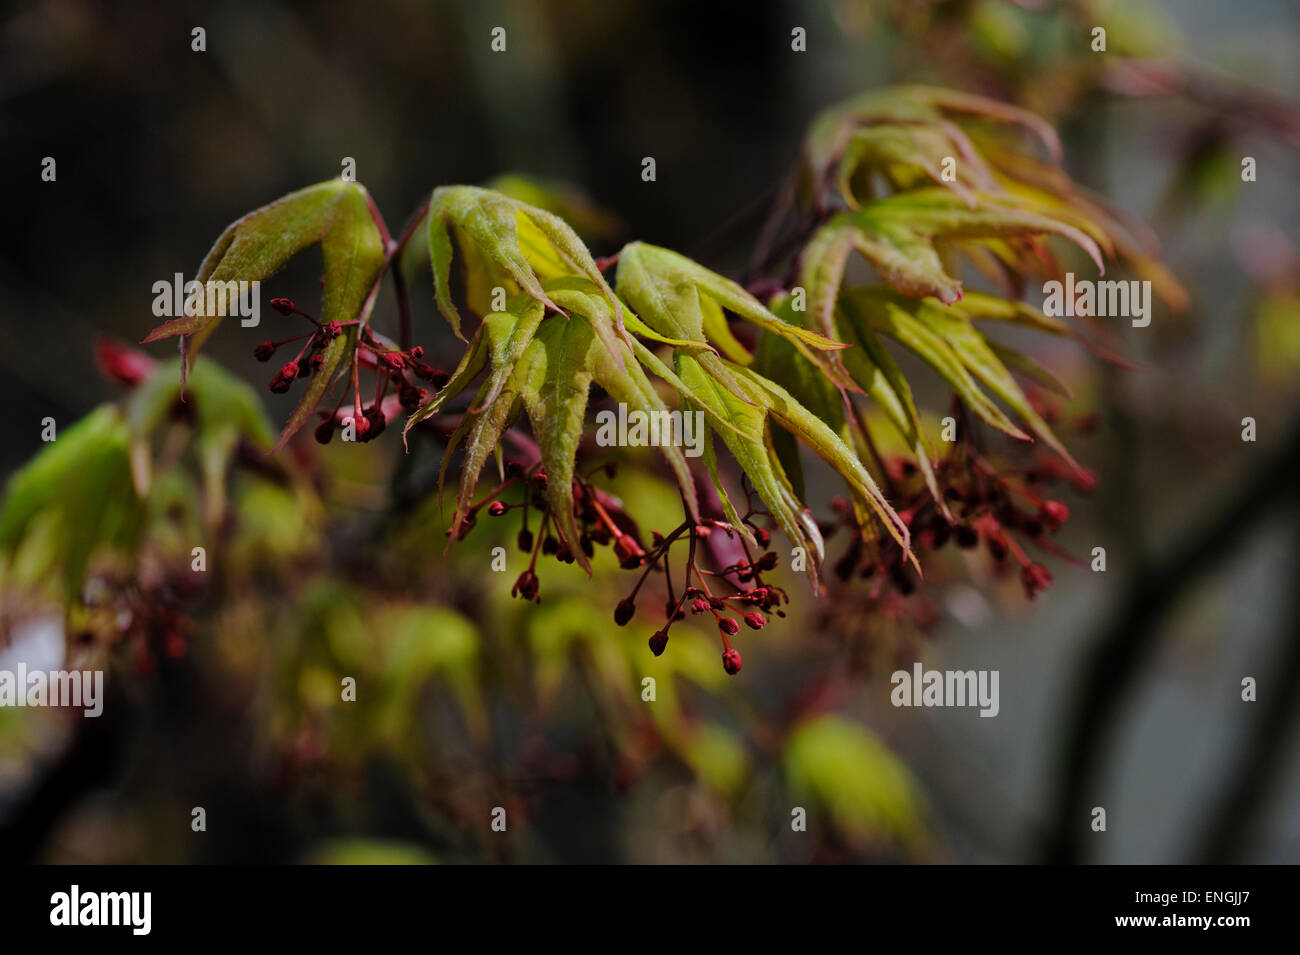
[843,287,1084,476]
[143,180,387,359]
[425,186,623,350]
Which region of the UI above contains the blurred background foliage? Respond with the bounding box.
[1,0,1298,863]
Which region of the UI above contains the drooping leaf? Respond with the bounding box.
[842,287,1084,476]
[420,279,706,562]
[903,293,1082,473]
[797,218,858,362]
[675,352,822,585]
[684,395,757,550]
[841,288,1027,441]
[402,325,491,439]
[804,85,1062,187]
[837,123,995,209]
[829,302,949,520]
[125,356,277,522]
[733,365,910,561]
[546,282,702,526]
[425,186,622,348]
[513,314,599,569]
[987,341,1073,399]
[956,290,1074,336]
[802,188,1104,311]
[675,351,910,589]
[140,179,387,450]
[752,299,848,499]
[616,242,855,398]
[0,406,141,605]
[143,179,387,355]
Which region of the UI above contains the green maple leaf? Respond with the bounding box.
[615,242,858,396]
[800,188,1105,326]
[124,357,277,530]
[804,85,1063,191]
[407,271,910,582]
[836,123,997,210]
[142,179,387,351]
[675,350,910,591]
[0,406,139,606]
[141,179,388,451]
[424,185,625,357]
[802,85,1185,314]
[839,287,1083,477]
[408,279,704,572]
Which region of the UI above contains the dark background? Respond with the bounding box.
[2,0,1299,863]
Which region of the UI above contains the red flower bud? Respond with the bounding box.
[314,419,335,444]
[517,528,534,552]
[94,339,156,387]
[691,598,709,615]
[398,384,428,411]
[487,501,509,517]
[1071,468,1099,494]
[270,297,295,316]
[648,630,668,656]
[743,611,767,630]
[382,352,405,370]
[269,361,299,394]
[1021,562,1052,599]
[614,598,635,626]
[614,535,645,570]
[721,647,743,675]
[413,361,449,388]
[756,551,779,571]
[254,341,276,362]
[363,406,387,439]
[409,346,424,359]
[512,569,540,602]
[1040,499,1069,530]
[718,617,740,636]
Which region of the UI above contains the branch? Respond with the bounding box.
[1041,409,1300,863]
[1194,505,1300,862]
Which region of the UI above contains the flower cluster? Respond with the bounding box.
[460,455,790,676]
[825,405,1095,603]
[621,516,789,676]
[461,459,645,594]
[252,297,450,444]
